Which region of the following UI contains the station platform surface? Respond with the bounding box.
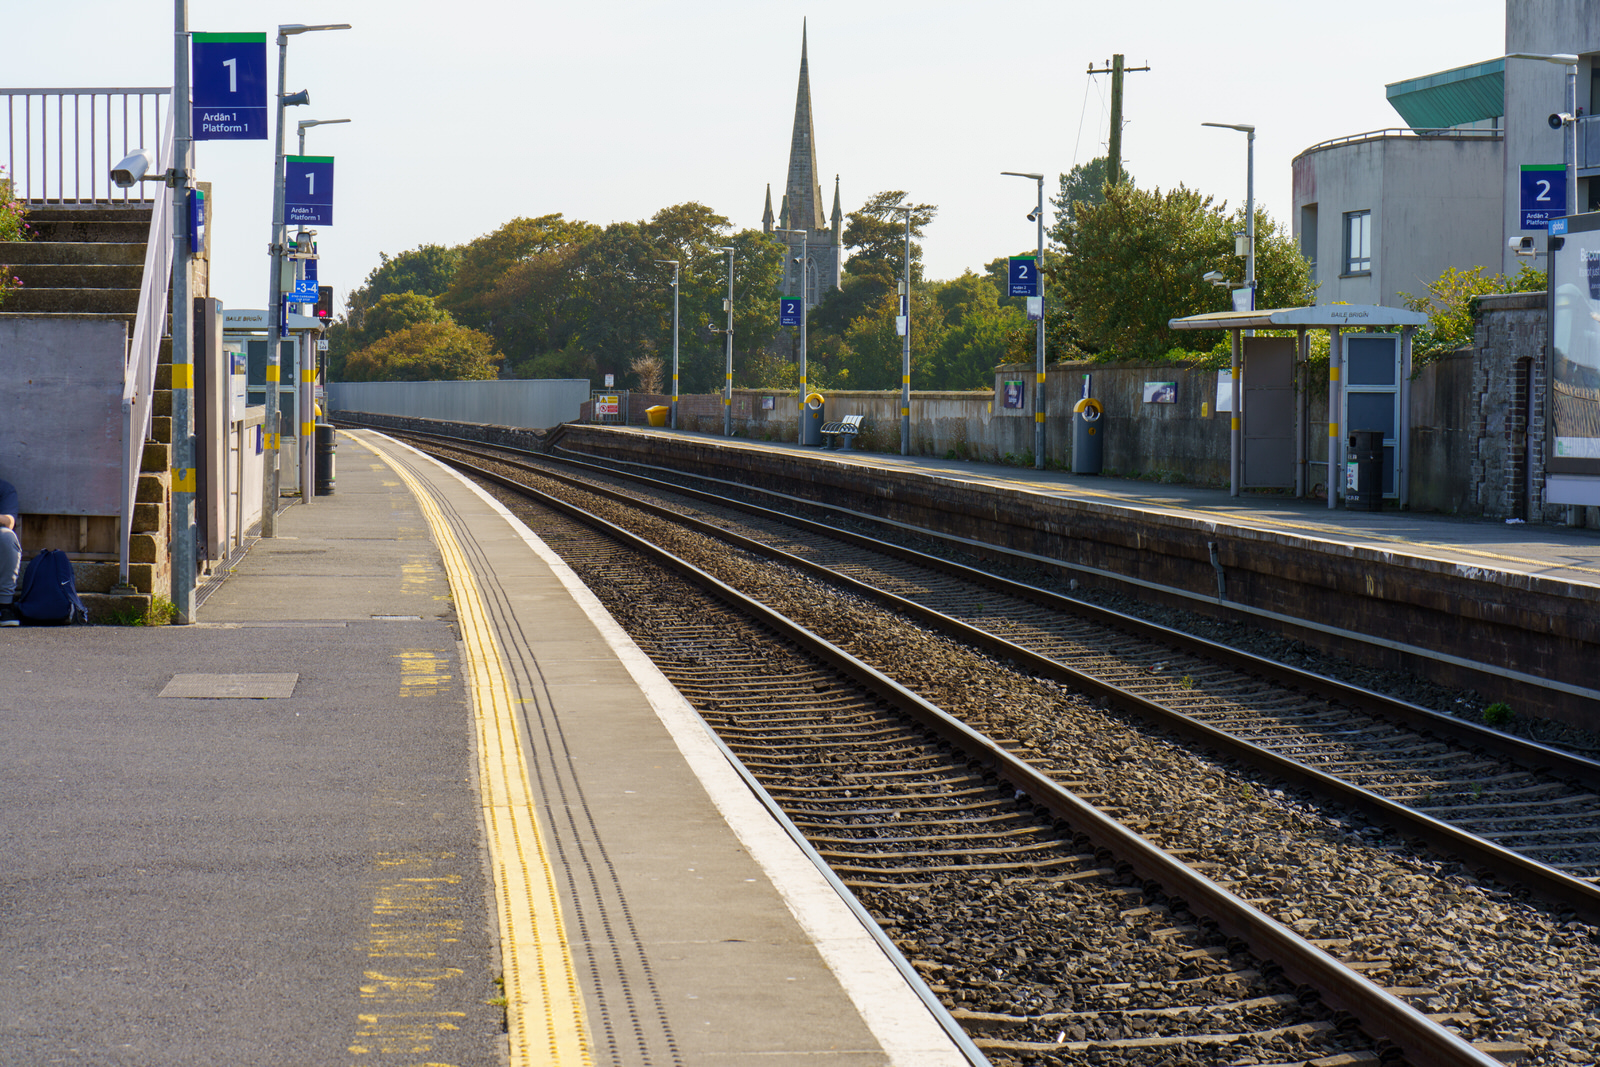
[575,426,1600,593]
[0,428,967,1067]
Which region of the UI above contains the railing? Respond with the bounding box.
[2,87,169,203]
[1295,126,1501,160]
[120,104,175,587]
[1580,114,1600,172]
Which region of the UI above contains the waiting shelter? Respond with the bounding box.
[1167,304,1429,507]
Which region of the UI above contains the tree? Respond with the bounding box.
[1401,263,1545,364]
[441,213,600,329]
[1054,183,1314,361]
[808,191,937,347]
[327,245,461,378]
[343,320,503,382]
[1052,156,1129,224]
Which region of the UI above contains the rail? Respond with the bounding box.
[1,87,169,204]
[120,104,175,587]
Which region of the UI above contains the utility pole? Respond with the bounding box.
[1086,55,1151,186]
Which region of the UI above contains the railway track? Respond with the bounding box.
[387,432,1600,1065]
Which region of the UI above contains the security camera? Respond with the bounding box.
[1550,112,1574,129]
[1509,235,1538,256]
[110,148,155,189]
[1202,270,1229,287]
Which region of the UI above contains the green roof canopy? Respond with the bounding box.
[1385,59,1504,130]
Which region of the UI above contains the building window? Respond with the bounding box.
[1300,204,1318,279]
[1343,210,1371,275]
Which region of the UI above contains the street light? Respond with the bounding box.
[263,21,349,538]
[772,227,810,434]
[1002,171,1046,470]
[1201,122,1255,309]
[713,246,735,436]
[1202,121,1254,500]
[292,118,348,507]
[653,259,679,428]
[297,116,350,155]
[1507,52,1581,224]
[891,204,914,456]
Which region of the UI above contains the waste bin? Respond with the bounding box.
[1071,398,1104,474]
[801,392,825,446]
[645,405,669,427]
[1345,429,1383,511]
[314,423,337,496]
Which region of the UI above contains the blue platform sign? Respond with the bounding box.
[1008,256,1040,298]
[291,279,319,303]
[191,32,268,140]
[1520,163,1567,229]
[779,297,801,326]
[284,156,334,225]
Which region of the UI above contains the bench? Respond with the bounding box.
[819,414,865,450]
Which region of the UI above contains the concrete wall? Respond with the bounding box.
[1293,133,1504,308]
[327,379,590,430]
[0,316,126,515]
[1502,0,1600,272]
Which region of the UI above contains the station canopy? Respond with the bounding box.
[1167,304,1429,332]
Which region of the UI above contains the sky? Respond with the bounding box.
[6,0,1508,317]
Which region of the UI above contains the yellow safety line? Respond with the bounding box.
[362,435,593,1067]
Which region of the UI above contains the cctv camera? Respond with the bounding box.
[1550,112,1574,129]
[1509,235,1538,256]
[1203,270,1229,287]
[110,148,155,189]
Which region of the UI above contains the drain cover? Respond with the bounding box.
[160,673,300,699]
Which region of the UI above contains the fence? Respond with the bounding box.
[327,380,592,431]
[2,87,170,204]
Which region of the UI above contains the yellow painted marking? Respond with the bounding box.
[1231,417,1241,431]
[1329,424,1341,437]
[900,406,910,416]
[1036,372,1046,383]
[902,375,910,385]
[301,420,316,437]
[363,437,593,1067]
[1330,366,1340,381]
[170,364,194,388]
[266,365,280,383]
[171,467,196,493]
[1035,412,1045,423]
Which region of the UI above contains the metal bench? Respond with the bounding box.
[819,414,865,450]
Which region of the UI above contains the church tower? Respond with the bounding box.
[765,22,842,308]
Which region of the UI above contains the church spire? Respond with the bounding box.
[762,183,775,233]
[786,19,827,233]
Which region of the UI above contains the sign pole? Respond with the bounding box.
[171,0,196,620]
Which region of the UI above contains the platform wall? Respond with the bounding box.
[327,379,589,430]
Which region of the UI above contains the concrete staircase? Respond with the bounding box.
[1,203,170,621]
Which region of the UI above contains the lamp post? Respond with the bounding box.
[772,227,810,433]
[717,246,735,436]
[291,119,347,507]
[653,259,679,428]
[892,204,914,456]
[1002,171,1046,470]
[263,21,349,538]
[1202,122,1255,499]
[171,0,195,620]
[1507,52,1581,223]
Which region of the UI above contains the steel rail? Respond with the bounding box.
[439,438,1600,922]
[429,445,1505,1067]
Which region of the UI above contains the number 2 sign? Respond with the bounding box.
[191,32,268,140]
[284,156,335,225]
[1008,256,1040,298]
[1520,163,1567,229]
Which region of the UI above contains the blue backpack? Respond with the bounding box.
[16,549,88,625]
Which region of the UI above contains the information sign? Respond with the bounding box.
[291,279,319,302]
[191,33,268,140]
[1008,256,1040,298]
[779,297,801,326]
[284,156,335,225]
[1520,164,1567,229]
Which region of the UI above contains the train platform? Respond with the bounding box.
[574,426,1600,592]
[0,428,969,1067]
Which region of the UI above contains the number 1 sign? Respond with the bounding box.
[191,33,268,140]
[284,156,335,225]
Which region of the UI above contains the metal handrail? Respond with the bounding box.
[1295,126,1501,160]
[120,104,175,587]
[2,87,168,204]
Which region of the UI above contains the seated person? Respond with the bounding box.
[0,478,18,626]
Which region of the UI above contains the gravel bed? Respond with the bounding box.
[462,449,1600,1064]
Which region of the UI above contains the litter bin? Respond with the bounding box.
[1345,429,1383,511]
[801,392,825,446]
[1071,398,1104,474]
[314,423,337,496]
[645,405,669,427]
